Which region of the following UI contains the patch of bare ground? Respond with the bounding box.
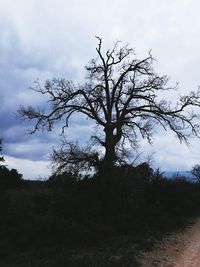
[137,218,200,267]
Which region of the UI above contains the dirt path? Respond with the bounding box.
[137,218,200,267]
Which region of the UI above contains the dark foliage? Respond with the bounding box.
[0,138,4,162]
[0,165,23,189]
[48,171,78,186]
[1,163,200,266]
[0,139,23,189]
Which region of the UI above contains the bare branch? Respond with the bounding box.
[18,37,200,173]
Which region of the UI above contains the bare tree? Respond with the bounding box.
[19,37,200,173]
[191,164,200,183]
[51,139,99,176]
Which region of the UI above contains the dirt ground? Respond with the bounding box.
[137,218,200,267]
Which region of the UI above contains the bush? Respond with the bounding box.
[0,166,23,189]
[1,162,200,266]
[48,171,77,186]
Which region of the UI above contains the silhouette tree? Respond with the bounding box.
[0,138,4,162]
[191,164,200,183]
[0,165,22,188]
[19,37,200,173]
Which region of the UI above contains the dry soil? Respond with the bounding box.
[137,218,200,267]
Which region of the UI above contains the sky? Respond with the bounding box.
[1,0,200,179]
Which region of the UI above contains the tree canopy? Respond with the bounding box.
[19,37,200,175]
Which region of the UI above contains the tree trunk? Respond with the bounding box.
[103,127,116,172]
[98,125,123,176]
[104,142,116,167]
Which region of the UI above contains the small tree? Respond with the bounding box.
[0,138,4,163]
[19,37,200,174]
[0,166,22,188]
[191,164,200,183]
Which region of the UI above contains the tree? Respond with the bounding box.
[191,164,200,183]
[0,165,22,189]
[0,138,22,188]
[0,138,4,162]
[19,37,200,174]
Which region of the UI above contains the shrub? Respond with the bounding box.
[0,166,22,189]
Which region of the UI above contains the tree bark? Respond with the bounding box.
[103,127,117,171]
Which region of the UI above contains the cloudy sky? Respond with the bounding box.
[1,0,200,179]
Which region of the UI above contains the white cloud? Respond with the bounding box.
[140,130,200,172]
[5,155,50,180]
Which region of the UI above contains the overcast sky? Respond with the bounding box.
[1,0,200,179]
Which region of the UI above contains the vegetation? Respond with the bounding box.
[0,164,200,266]
[3,38,200,265]
[0,139,22,189]
[0,165,22,189]
[192,164,200,183]
[19,37,200,175]
[0,138,4,162]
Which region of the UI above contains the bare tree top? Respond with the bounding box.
[18,37,200,173]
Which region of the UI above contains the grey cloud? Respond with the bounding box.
[5,140,52,161]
